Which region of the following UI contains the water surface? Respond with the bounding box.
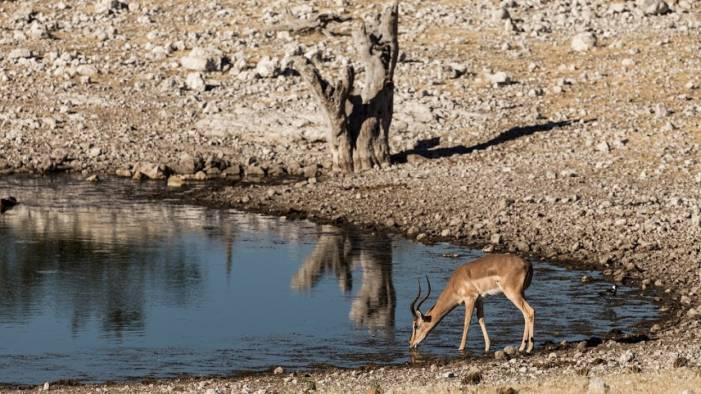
[0,177,659,384]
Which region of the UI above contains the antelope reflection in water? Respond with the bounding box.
[291,225,396,333]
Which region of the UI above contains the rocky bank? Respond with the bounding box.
[2,0,701,392]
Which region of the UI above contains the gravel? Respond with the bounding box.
[2,0,701,391]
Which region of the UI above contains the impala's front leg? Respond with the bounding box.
[459,298,475,351]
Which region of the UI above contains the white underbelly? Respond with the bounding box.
[481,287,503,297]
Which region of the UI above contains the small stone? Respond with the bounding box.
[8,48,32,60]
[619,350,635,364]
[587,377,609,393]
[596,141,610,153]
[673,357,688,368]
[115,168,132,178]
[638,0,670,15]
[273,366,284,374]
[462,368,482,385]
[95,0,128,15]
[503,345,517,356]
[441,371,456,379]
[486,71,511,87]
[514,240,530,253]
[496,387,518,394]
[137,163,167,180]
[42,382,49,391]
[303,164,319,179]
[571,32,597,52]
[88,147,102,158]
[85,174,99,182]
[493,7,510,21]
[654,103,670,118]
[167,175,185,188]
[186,72,206,91]
[494,350,507,360]
[255,56,279,78]
[180,47,223,72]
[193,171,207,181]
[246,164,266,177]
[76,65,98,77]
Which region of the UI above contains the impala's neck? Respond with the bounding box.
[425,286,459,328]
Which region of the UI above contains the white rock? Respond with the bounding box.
[596,141,610,153]
[28,22,49,39]
[95,0,127,15]
[486,71,511,86]
[608,3,628,13]
[571,32,597,52]
[619,350,635,363]
[76,65,98,77]
[493,7,510,21]
[587,377,609,393]
[638,0,671,15]
[185,72,206,91]
[8,48,32,60]
[255,56,279,78]
[180,47,223,72]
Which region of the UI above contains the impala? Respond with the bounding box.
[409,253,535,353]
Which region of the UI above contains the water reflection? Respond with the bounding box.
[292,226,396,333]
[0,204,203,337]
[0,177,662,385]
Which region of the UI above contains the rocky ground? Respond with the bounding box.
[2,0,701,392]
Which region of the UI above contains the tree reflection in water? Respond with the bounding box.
[292,225,396,334]
[0,203,240,338]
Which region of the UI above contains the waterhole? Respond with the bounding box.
[0,177,660,384]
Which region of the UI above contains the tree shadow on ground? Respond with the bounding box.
[392,120,577,163]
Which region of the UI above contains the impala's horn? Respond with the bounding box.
[410,278,422,318]
[416,275,432,312]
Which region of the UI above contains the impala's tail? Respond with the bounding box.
[523,261,534,292]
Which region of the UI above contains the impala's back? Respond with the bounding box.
[451,254,532,299]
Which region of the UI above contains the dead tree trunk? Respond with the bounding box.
[294,3,398,172]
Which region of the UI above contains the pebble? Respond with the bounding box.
[571,32,597,52]
[587,377,609,393]
[186,72,206,92]
[180,47,223,72]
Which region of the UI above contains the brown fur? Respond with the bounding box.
[410,254,535,353]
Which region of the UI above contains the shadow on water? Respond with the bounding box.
[0,176,661,385]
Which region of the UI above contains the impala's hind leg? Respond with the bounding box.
[476,297,490,352]
[503,289,535,353]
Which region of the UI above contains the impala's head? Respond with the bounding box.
[409,276,434,349]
